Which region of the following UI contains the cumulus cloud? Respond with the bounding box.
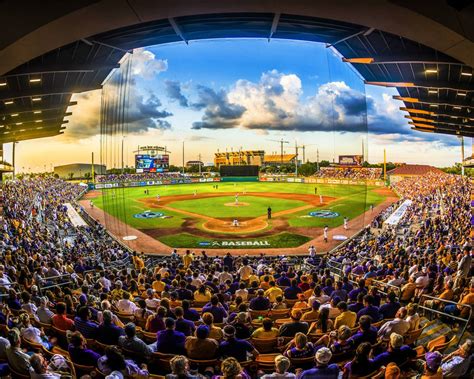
[131,48,168,79]
[191,85,246,130]
[164,80,189,107]
[185,71,372,134]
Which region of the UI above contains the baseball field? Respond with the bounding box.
[84,181,395,251]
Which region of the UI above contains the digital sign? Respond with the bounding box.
[135,154,169,173]
[338,155,363,166]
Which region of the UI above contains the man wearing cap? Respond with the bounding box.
[372,333,416,368]
[298,347,339,379]
[441,339,472,378]
[218,325,259,362]
[422,351,443,379]
[279,309,309,337]
[185,325,219,360]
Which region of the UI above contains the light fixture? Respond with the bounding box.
[32,97,41,101]
[19,129,25,132]
[425,69,438,74]
[11,113,18,117]
[15,122,23,125]
[461,72,472,77]
[33,111,42,114]
[0,125,3,128]
[393,96,419,103]
[0,82,7,87]
[457,93,467,97]
[429,104,438,108]
[4,100,14,105]
[29,78,41,83]
[428,90,438,94]
[35,120,42,123]
[342,57,375,64]
[4,131,9,134]
[453,106,462,110]
[36,126,43,129]
[450,116,458,119]
[365,81,415,87]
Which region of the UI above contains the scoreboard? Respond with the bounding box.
[135,154,169,173]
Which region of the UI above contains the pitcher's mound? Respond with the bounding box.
[224,202,250,207]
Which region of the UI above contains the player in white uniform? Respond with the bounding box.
[156,194,160,202]
[323,226,328,243]
[343,217,348,230]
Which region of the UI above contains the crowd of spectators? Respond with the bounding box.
[96,172,185,183]
[0,172,471,378]
[315,167,382,180]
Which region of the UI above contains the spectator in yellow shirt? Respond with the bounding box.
[334,302,357,329]
[264,281,283,303]
[152,274,166,293]
[183,250,194,268]
[251,318,279,339]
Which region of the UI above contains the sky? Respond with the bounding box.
[6,38,466,172]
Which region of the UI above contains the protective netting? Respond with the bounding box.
[99,53,133,245]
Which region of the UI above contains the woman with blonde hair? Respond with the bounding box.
[215,357,250,379]
[202,312,224,341]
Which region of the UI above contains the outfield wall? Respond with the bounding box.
[93,175,385,189]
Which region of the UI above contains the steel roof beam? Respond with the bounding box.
[0,102,77,118]
[268,13,280,42]
[168,18,188,45]
[393,96,474,109]
[366,80,474,92]
[0,84,102,102]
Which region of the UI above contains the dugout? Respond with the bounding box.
[219,165,259,182]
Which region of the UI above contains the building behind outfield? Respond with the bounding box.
[54,163,106,179]
[387,164,444,184]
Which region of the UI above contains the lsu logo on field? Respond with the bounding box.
[133,211,165,219]
[309,210,339,218]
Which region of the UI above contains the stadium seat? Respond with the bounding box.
[9,366,30,379]
[255,353,280,372]
[251,337,279,353]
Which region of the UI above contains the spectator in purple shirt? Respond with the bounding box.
[284,279,302,300]
[356,295,381,322]
[250,289,270,311]
[348,293,365,314]
[277,272,291,287]
[330,281,348,302]
[174,307,195,336]
[348,315,378,345]
[182,300,200,322]
[342,277,353,293]
[156,318,186,354]
[298,347,339,379]
[372,333,416,368]
[348,279,367,302]
[68,331,101,366]
[202,295,228,323]
[96,310,124,345]
[74,306,98,339]
[379,292,401,320]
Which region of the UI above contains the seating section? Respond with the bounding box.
[0,173,471,378]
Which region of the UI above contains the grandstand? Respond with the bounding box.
[0,1,473,378]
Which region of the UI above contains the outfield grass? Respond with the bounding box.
[158,232,312,249]
[167,195,307,218]
[90,182,390,247]
[287,190,385,228]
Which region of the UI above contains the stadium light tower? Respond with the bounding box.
[268,138,289,164]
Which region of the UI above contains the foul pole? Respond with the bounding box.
[182,141,185,175]
[460,136,465,176]
[91,152,95,183]
[383,149,387,181]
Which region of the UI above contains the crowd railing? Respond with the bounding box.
[418,294,472,340]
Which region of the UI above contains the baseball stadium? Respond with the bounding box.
[0,1,473,379]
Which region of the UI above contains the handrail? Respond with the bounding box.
[39,281,74,292]
[370,279,402,298]
[419,293,472,340]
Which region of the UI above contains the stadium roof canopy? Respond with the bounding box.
[0,0,473,144]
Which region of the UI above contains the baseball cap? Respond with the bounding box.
[31,285,38,292]
[315,347,332,365]
[425,351,442,372]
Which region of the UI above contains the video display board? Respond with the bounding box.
[338,155,363,166]
[135,154,169,173]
